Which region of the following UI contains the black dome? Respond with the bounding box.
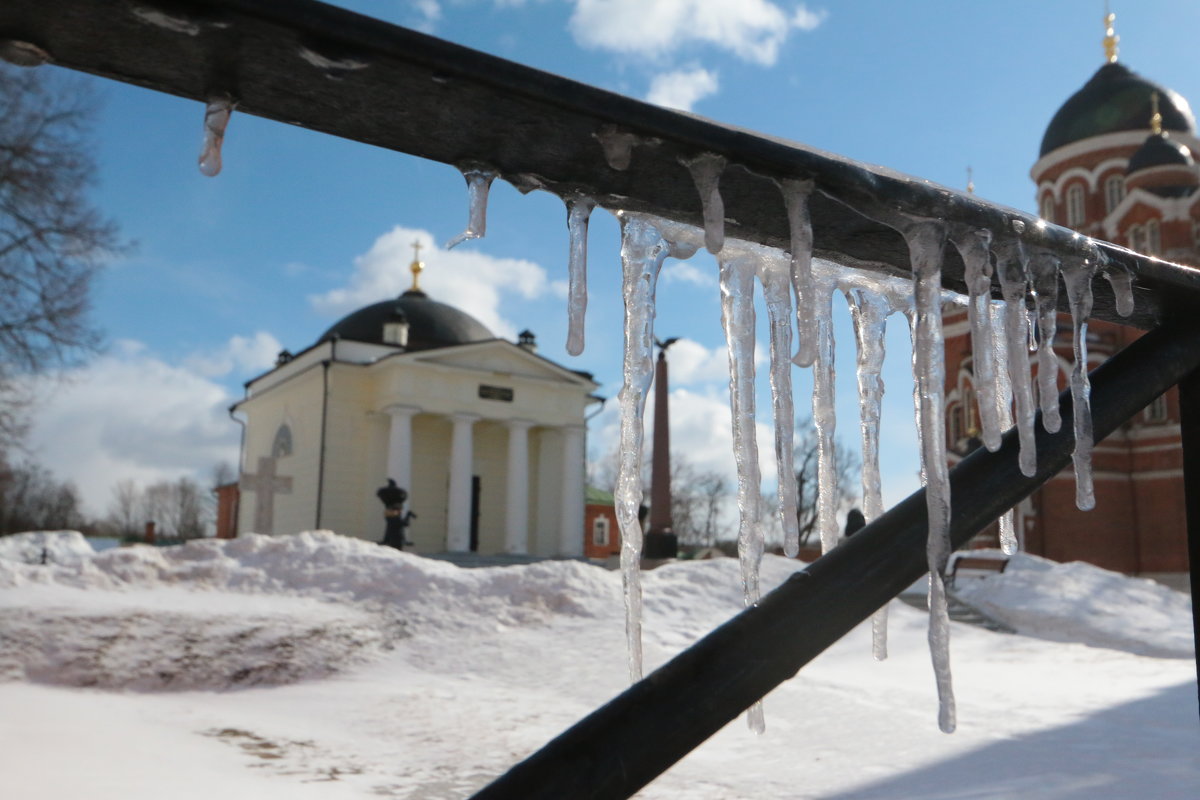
[1128,131,1194,173]
[1040,63,1195,157]
[318,290,493,351]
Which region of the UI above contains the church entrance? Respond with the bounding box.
[469,475,481,552]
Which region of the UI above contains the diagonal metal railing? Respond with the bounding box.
[4,1,1197,796]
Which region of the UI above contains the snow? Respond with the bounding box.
[1,530,1196,799]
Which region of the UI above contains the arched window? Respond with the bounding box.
[1104,175,1125,214]
[1144,393,1169,423]
[592,515,611,547]
[946,402,963,450]
[1066,184,1086,228]
[1040,194,1055,223]
[271,424,293,458]
[1128,225,1144,252]
[1145,218,1161,255]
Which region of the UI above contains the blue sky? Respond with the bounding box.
[20,0,1200,522]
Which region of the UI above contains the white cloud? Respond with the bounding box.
[411,0,441,32]
[665,338,730,385]
[791,4,827,32]
[661,260,716,287]
[26,350,241,516]
[646,66,720,111]
[569,0,801,66]
[308,226,554,340]
[184,332,283,378]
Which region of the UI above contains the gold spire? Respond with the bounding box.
[1102,7,1119,64]
[1150,91,1163,134]
[966,166,975,195]
[409,240,425,291]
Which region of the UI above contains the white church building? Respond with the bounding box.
[227,252,599,557]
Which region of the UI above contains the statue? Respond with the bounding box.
[377,478,415,549]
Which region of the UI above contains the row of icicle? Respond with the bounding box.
[197,101,1135,735]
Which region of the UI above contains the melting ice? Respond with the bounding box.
[198,97,233,177]
[446,165,497,249]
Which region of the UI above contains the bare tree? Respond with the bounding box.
[0,458,84,534]
[0,64,123,452]
[139,477,211,540]
[105,478,142,539]
[793,420,860,549]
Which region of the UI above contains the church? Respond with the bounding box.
[946,15,1194,576]
[220,247,600,558]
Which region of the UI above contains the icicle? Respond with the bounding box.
[1104,267,1136,318]
[1063,251,1099,511]
[993,236,1038,477]
[614,212,700,683]
[595,124,638,171]
[683,153,726,254]
[755,249,801,557]
[846,286,891,659]
[781,179,818,368]
[988,301,1019,553]
[198,97,234,177]
[811,274,840,555]
[903,220,955,734]
[1030,252,1063,433]
[718,246,767,732]
[445,165,497,249]
[951,227,1002,451]
[565,195,596,356]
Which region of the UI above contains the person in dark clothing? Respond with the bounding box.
[377,479,413,549]
[843,508,866,539]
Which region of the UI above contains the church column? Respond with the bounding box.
[559,424,586,557]
[384,405,420,493]
[447,413,479,552]
[504,420,534,554]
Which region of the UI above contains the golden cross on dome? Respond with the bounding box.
[1150,91,1163,135]
[966,166,975,195]
[409,239,425,292]
[1102,5,1119,64]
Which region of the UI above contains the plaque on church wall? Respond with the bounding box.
[479,385,514,402]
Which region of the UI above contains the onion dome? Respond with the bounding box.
[1040,62,1195,157]
[1125,93,1199,197]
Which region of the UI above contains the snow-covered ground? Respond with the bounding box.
[1,531,1196,799]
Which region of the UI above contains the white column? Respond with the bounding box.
[559,425,586,557]
[504,420,534,554]
[447,413,479,552]
[384,405,420,493]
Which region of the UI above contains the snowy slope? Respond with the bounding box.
[0,531,1196,799]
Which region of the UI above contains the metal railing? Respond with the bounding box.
[5,1,1196,796]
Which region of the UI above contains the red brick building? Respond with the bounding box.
[946,35,1196,575]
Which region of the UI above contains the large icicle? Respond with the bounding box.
[951,227,1002,451]
[1062,250,1100,511]
[613,212,699,683]
[988,300,1019,553]
[811,273,840,555]
[198,97,234,177]
[1104,267,1136,318]
[845,285,891,659]
[904,220,956,734]
[684,153,727,254]
[1030,251,1063,433]
[781,179,818,368]
[993,235,1038,477]
[754,247,801,557]
[718,245,766,733]
[446,165,497,249]
[565,195,596,356]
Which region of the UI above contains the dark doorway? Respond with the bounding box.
[469,475,481,552]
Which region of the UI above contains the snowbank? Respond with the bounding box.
[952,551,1194,657]
[0,530,95,566]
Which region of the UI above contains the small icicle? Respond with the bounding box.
[988,301,1019,554]
[845,286,891,659]
[565,195,596,356]
[614,212,700,683]
[755,249,801,557]
[1063,251,1099,511]
[595,124,638,171]
[993,237,1038,477]
[1104,267,1136,318]
[812,275,840,556]
[718,245,766,733]
[951,227,1003,451]
[198,96,234,177]
[903,220,956,734]
[683,153,726,254]
[445,164,498,249]
[781,179,818,368]
[1030,252,1063,433]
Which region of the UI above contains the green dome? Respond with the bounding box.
[1040,63,1195,157]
